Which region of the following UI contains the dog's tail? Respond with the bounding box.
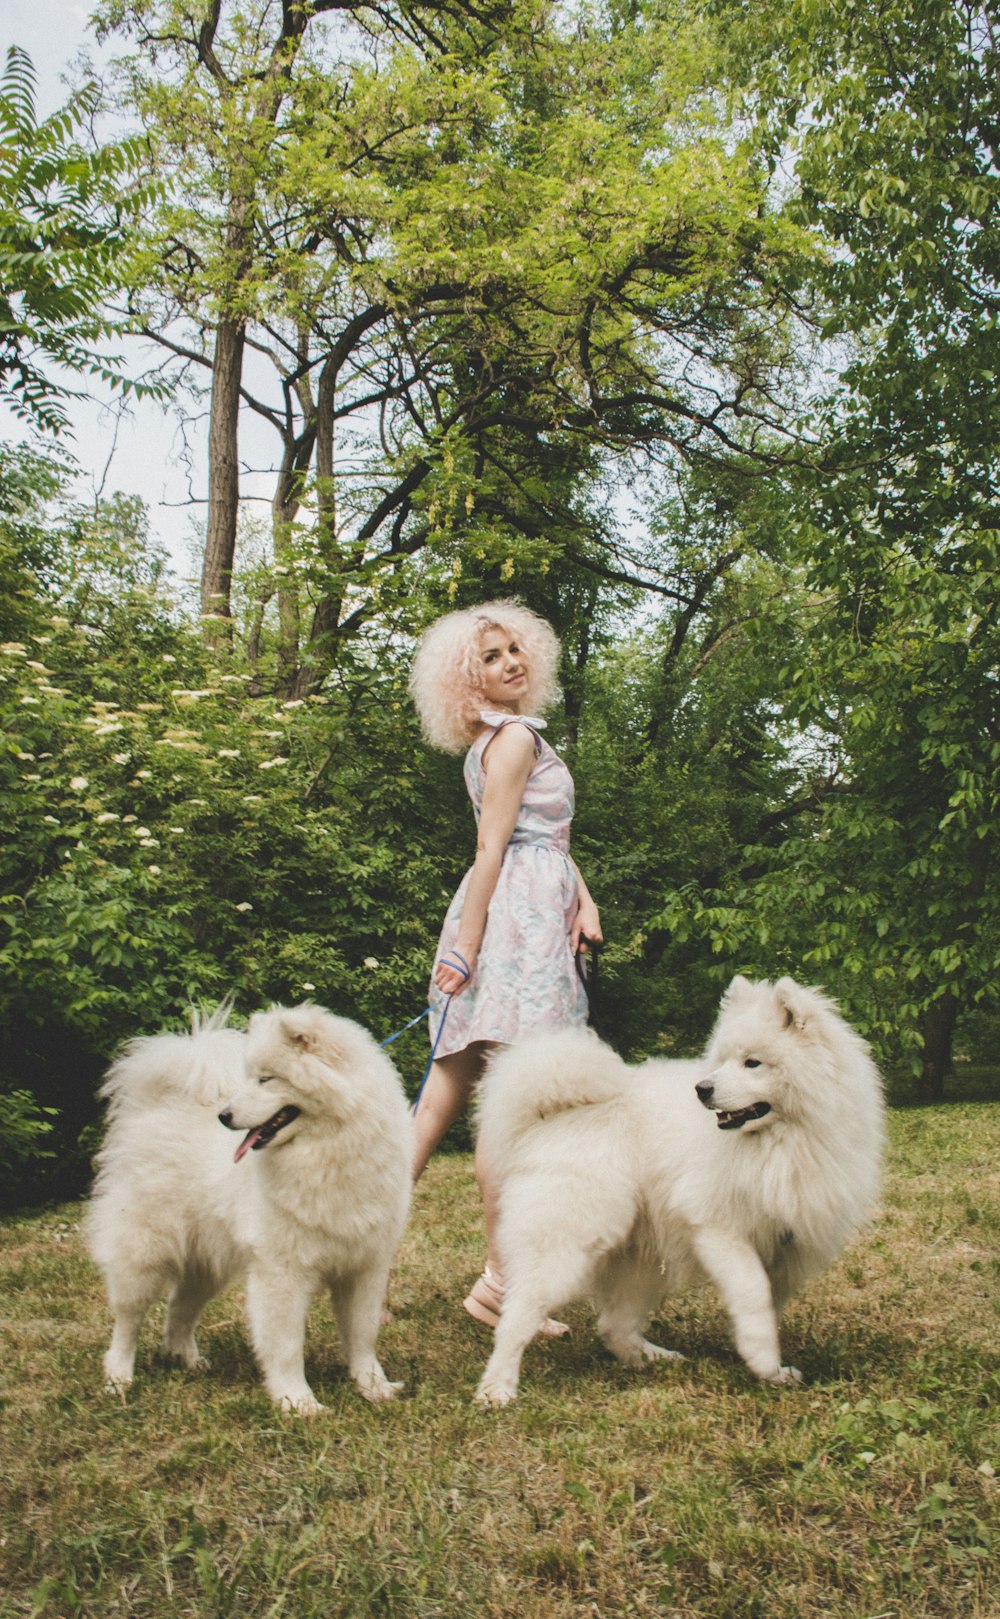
[99,1009,246,1114]
[475,1026,628,1166]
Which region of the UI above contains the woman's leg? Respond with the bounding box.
[412,1040,567,1335]
[411,1043,492,1181]
[468,1085,569,1339]
[476,1133,504,1277]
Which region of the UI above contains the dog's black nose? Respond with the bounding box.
[695,1081,715,1106]
[218,1108,233,1128]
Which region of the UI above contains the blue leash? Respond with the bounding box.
[380,1006,432,1048]
[380,950,470,1114]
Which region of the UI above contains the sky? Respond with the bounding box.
[4,2,240,579]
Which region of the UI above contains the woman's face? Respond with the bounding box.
[477,625,528,709]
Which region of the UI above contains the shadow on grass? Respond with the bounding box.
[474,1303,1000,1406]
[885,1063,1000,1108]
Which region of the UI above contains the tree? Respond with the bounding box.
[785,0,1000,1091]
[655,0,1000,1093]
[0,45,154,434]
[96,0,819,688]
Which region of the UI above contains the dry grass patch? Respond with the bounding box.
[2,1108,999,1618]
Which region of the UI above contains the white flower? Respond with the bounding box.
[95,812,120,824]
[282,699,305,710]
[135,770,152,779]
[112,753,131,765]
[234,901,253,912]
[20,696,39,705]
[133,827,151,838]
[69,777,89,791]
[364,957,379,970]
[301,982,316,992]
[122,814,137,823]
[138,838,159,849]
[259,756,289,770]
[43,815,60,825]
[168,826,184,834]
[218,748,241,758]
[16,751,35,761]
[162,654,176,663]
[147,864,161,875]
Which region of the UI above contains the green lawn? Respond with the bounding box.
[2,1103,999,1619]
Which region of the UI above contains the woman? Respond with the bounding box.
[409,599,602,1330]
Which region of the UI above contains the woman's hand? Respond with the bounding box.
[571,897,603,955]
[434,946,478,997]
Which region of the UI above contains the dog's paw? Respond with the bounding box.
[276,1392,326,1416]
[358,1376,403,1404]
[103,1356,134,1395]
[641,1340,686,1366]
[174,1353,210,1374]
[474,1378,518,1408]
[766,1364,804,1386]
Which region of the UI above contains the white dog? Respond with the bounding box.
[474,976,884,1405]
[87,1003,413,1413]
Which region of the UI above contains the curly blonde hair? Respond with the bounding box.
[409,599,561,753]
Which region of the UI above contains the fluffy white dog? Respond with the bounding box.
[474,975,884,1405]
[87,1003,413,1413]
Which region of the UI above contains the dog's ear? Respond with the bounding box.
[284,1007,357,1070]
[773,977,810,1031]
[722,974,755,1005]
[276,1006,322,1053]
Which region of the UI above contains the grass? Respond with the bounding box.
[2,1103,999,1619]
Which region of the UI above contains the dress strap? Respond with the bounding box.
[479,713,544,758]
[479,707,546,730]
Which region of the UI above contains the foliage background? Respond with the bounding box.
[2,0,999,1208]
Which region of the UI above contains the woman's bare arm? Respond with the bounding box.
[433,724,536,995]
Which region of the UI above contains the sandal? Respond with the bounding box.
[462,1265,569,1338]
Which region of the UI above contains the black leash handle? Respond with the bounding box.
[575,937,602,1024]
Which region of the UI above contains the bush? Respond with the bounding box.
[1,481,471,1205]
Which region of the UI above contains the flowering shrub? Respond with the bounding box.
[0,478,466,1205]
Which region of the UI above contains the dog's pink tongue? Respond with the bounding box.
[234,1127,264,1164]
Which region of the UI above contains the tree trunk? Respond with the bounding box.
[915,989,957,1102]
[562,590,596,750]
[296,354,340,697]
[200,316,245,631]
[272,441,316,695]
[194,0,333,639]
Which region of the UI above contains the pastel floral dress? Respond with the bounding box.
[428,711,589,1057]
